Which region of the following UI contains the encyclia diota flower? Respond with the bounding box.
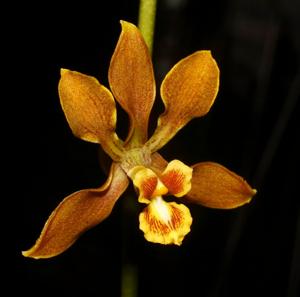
[23,21,256,259]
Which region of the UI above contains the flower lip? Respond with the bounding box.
[139,196,192,245]
[160,160,193,197]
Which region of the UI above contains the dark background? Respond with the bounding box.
[16,0,299,296]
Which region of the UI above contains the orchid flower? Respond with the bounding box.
[22,21,256,259]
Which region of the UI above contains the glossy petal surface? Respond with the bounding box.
[22,164,129,259]
[109,21,155,145]
[147,51,219,152]
[186,162,256,209]
[59,69,123,160]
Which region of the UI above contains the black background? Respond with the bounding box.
[15,0,299,296]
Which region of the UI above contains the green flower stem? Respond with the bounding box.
[121,195,138,297]
[138,0,157,54]
[121,262,138,297]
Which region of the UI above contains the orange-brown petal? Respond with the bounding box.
[59,69,124,160]
[108,21,155,146]
[128,166,168,203]
[139,196,192,245]
[160,160,193,197]
[150,152,168,174]
[22,163,129,259]
[186,162,256,209]
[147,51,219,152]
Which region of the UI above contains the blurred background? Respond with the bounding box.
[16,0,299,296]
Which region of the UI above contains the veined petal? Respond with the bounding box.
[108,21,155,146]
[186,162,257,209]
[160,160,193,197]
[139,196,192,245]
[147,51,219,152]
[59,69,124,160]
[128,166,168,203]
[22,163,129,259]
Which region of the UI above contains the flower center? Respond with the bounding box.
[120,146,152,173]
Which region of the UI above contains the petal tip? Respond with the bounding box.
[202,50,212,55]
[21,250,30,257]
[21,249,56,260]
[120,20,135,30]
[246,187,257,199]
[196,50,219,69]
[60,68,70,76]
[247,188,257,203]
[22,248,41,259]
[194,50,212,57]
